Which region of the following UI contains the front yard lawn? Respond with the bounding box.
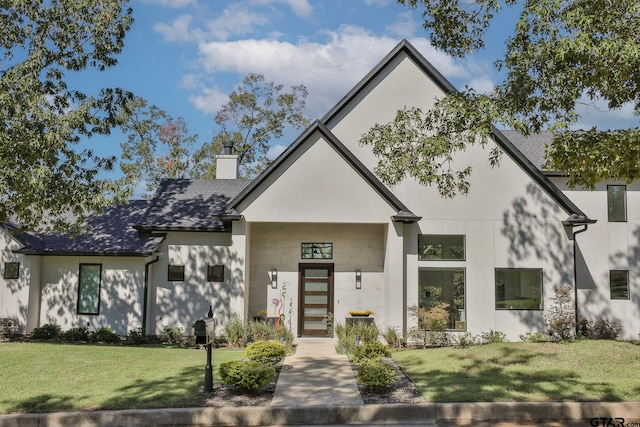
[0,342,244,414]
[392,340,640,402]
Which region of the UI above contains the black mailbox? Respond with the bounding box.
[194,318,215,345]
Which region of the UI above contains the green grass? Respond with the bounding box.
[392,340,640,402]
[0,343,244,414]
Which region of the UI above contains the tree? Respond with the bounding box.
[119,97,197,197]
[0,0,135,231]
[193,73,309,178]
[361,0,640,194]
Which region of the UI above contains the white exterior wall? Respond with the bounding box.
[552,179,640,339]
[0,229,30,332]
[39,256,145,335]
[147,231,241,335]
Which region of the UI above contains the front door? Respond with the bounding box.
[299,264,334,337]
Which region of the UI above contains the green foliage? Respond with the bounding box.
[163,324,183,344]
[545,284,575,340]
[62,327,90,342]
[224,313,248,347]
[248,318,274,342]
[0,0,135,230]
[363,0,640,194]
[245,341,286,367]
[353,341,391,363]
[480,330,507,344]
[273,325,294,352]
[88,327,119,343]
[408,303,451,346]
[579,316,623,340]
[334,321,380,356]
[356,358,396,392]
[519,332,549,343]
[31,323,62,340]
[382,326,400,349]
[193,73,309,178]
[0,317,20,339]
[218,360,275,393]
[454,332,478,347]
[128,327,146,344]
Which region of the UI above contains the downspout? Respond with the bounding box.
[143,256,160,332]
[572,225,589,336]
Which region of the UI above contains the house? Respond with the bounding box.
[1,40,637,341]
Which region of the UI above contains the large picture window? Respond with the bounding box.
[418,268,466,330]
[610,270,629,300]
[77,264,102,315]
[607,185,627,222]
[495,268,543,310]
[419,235,465,260]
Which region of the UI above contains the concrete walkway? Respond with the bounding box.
[271,338,363,407]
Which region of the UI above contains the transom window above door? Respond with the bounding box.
[301,243,333,259]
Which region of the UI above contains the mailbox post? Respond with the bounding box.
[194,314,215,393]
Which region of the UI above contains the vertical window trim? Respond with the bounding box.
[609,269,630,300]
[77,263,102,315]
[168,265,185,281]
[607,185,627,222]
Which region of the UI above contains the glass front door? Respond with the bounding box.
[299,264,333,337]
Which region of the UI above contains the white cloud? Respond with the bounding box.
[141,0,196,8]
[154,14,193,42]
[573,97,638,130]
[194,27,467,118]
[250,0,313,18]
[362,0,390,6]
[188,86,229,115]
[204,4,270,41]
[385,11,419,39]
[267,144,288,160]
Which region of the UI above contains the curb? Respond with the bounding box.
[1,402,639,427]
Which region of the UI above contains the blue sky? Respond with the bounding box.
[78,0,636,180]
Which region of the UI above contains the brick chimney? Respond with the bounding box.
[216,141,239,179]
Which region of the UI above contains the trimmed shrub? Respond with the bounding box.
[356,358,396,392]
[128,327,146,344]
[31,323,62,340]
[0,317,20,339]
[163,324,183,344]
[88,327,119,343]
[219,360,275,392]
[245,341,286,367]
[353,341,391,363]
[62,327,90,342]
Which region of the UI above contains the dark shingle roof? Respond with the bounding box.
[16,200,164,256]
[138,179,251,231]
[501,130,551,170]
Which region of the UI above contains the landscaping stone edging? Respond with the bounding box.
[0,402,639,426]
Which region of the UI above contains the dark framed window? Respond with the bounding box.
[77,264,101,315]
[207,265,224,282]
[418,268,466,330]
[607,185,627,222]
[168,265,185,281]
[495,268,543,310]
[610,270,630,300]
[3,262,19,279]
[419,235,465,260]
[301,243,333,259]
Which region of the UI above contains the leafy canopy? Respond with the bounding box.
[361,0,640,194]
[0,0,134,231]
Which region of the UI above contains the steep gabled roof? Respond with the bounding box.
[322,39,591,221]
[225,121,421,222]
[138,179,251,232]
[15,200,164,256]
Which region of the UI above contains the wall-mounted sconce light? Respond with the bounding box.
[271,268,278,289]
[355,269,362,289]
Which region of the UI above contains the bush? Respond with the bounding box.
[245,341,286,367]
[224,313,248,347]
[519,332,549,343]
[273,325,294,352]
[334,320,379,356]
[382,326,400,349]
[249,318,274,342]
[480,330,507,344]
[353,341,391,363]
[31,323,61,340]
[88,327,120,343]
[408,303,451,346]
[219,360,275,392]
[545,284,575,340]
[163,324,183,344]
[356,358,396,392]
[128,327,146,344]
[580,316,623,340]
[0,317,20,339]
[455,332,478,347]
[62,327,90,342]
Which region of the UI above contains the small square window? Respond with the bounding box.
[207,265,224,282]
[168,265,185,281]
[3,262,19,279]
[610,270,629,300]
[607,185,627,222]
[419,235,465,260]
